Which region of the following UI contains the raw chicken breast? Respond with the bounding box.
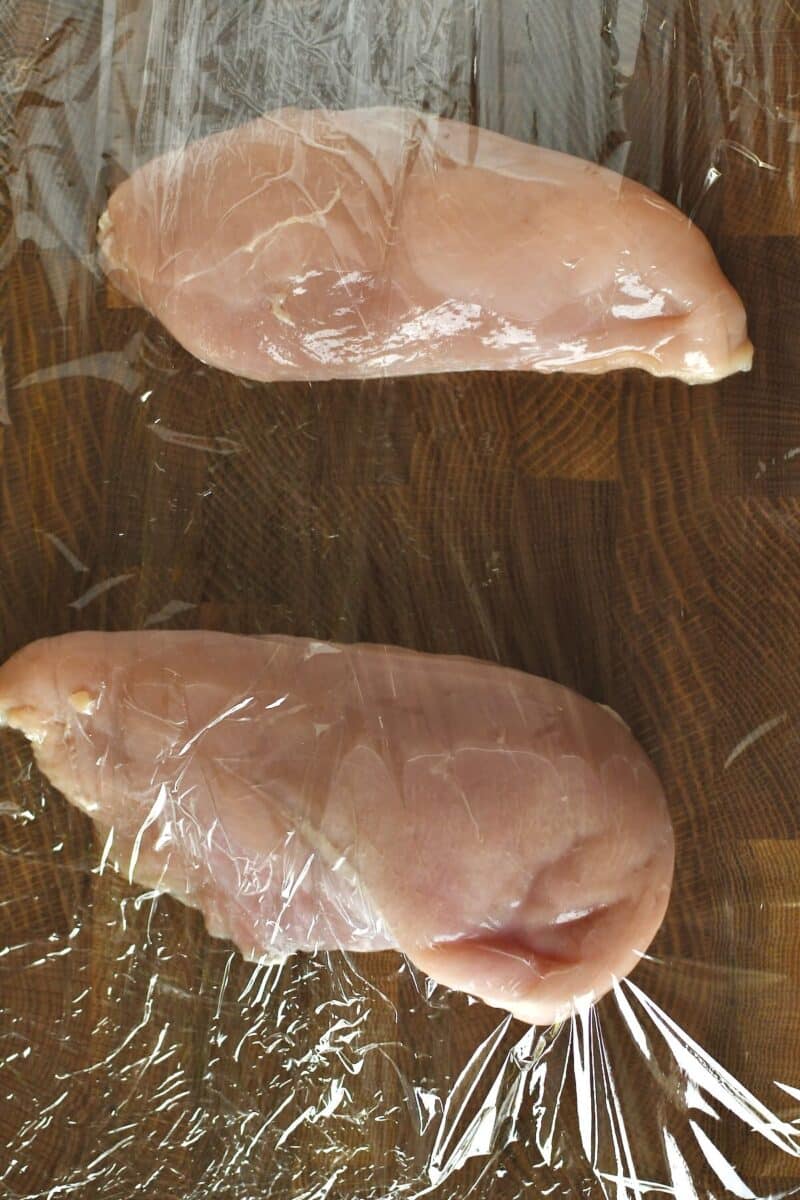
[98,107,751,386]
[0,631,674,1025]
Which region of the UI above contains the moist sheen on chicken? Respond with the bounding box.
[97,107,751,385]
[0,631,674,1025]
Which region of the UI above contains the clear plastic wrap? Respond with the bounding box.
[2,2,800,1197]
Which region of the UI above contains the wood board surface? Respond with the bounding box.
[1,1,800,1196]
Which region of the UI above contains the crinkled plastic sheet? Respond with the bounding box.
[1,1,800,1197]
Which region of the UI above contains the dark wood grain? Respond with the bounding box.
[2,1,800,1197]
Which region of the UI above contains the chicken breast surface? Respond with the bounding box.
[0,631,674,1025]
[98,106,751,385]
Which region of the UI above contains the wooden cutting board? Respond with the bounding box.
[2,1,800,1196]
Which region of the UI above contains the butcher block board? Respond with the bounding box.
[2,1,800,1196]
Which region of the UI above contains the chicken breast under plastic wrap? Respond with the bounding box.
[97,107,752,386]
[0,631,674,1025]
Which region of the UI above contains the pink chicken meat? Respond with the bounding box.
[0,631,674,1025]
[98,107,751,385]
